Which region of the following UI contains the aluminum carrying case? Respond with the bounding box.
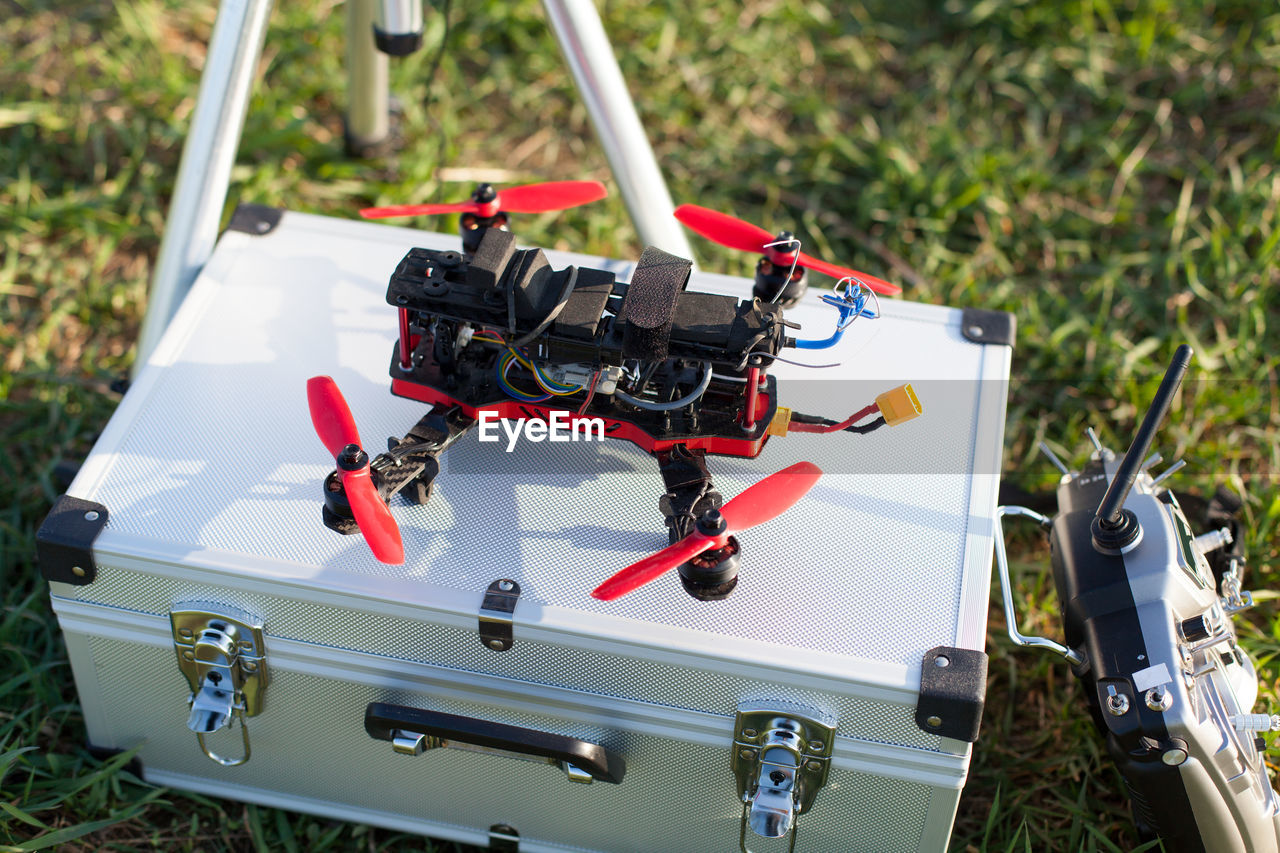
[38,208,1013,852]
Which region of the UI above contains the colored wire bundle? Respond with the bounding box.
[576,369,602,415]
[472,329,585,403]
[788,403,885,434]
[495,349,551,402]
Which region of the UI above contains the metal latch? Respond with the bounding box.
[732,703,836,853]
[171,605,268,767]
[479,578,521,651]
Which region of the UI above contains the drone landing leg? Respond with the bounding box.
[654,445,740,601]
[322,405,475,535]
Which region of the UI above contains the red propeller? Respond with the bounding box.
[673,204,901,295]
[306,376,404,564]
[591,461,823,601]
[360,180,608,220]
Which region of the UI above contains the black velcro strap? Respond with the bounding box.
[621,246,691,360]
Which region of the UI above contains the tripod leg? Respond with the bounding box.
[135,0,275,372]
[345,0,394,157]
[541,0,694,259]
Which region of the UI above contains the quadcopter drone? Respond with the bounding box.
[309,181,920,602]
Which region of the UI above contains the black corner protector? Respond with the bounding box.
[226,204,284,236]
[36,495,109,585]
[915,646,989,742]
[86,743,144,779]
[960,308,1016,348]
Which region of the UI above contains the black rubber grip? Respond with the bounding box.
[364,702,626,784]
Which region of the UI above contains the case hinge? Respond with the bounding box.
[479,579,521,651]
[171,604,269,766]
[489,824,519,851]
[731,703,836,853]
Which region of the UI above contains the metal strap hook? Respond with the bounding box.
[994,505,1085,666]
[195,703,252,767]
[740,802,798,853]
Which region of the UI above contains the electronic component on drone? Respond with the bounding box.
[384,229,789,452]
[783,383,921,435]
[875,384,923,427]
[313,200,915,602]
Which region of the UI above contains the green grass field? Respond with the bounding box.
[4,0,1279,849]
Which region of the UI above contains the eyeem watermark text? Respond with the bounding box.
[477,411,606,452]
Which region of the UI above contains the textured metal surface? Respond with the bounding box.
[66,563,940,750]
[80,213,990,653]
[84,634,935,853]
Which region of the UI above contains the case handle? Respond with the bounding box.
[994,506,1084,665]
[364,702,626,784]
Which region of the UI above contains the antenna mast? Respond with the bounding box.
[1091,344,1193,553]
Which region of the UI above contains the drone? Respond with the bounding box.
[308,181,921,602]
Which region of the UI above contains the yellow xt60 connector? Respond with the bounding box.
[767,407,792,437]
[875,383,922,426]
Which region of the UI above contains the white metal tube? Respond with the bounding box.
[373,0,423,48]
[541,0,695,260]
[347,0,391,149]
[135,0,275,372]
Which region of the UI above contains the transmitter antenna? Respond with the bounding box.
[1091,344,1193,554]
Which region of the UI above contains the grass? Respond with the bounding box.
[3,0,1279,849]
